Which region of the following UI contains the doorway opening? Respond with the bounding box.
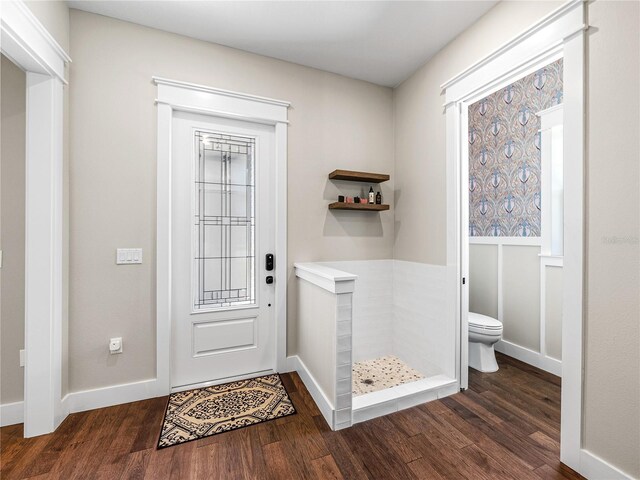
[465,58,564,377]
[443,0,586,471]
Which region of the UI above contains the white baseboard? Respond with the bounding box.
[1,379,162,428]
[0,401,24,427]
[580,449,636,480]
[284,355,298,373]
[63,378,160,415]
[6,359,333,428]
[286,355,335,429]
[495,340,562,377]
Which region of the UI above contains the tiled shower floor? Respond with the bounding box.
[352,355,425,396]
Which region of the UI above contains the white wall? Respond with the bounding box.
[24,0,69,52]
[68,9,394,392]
[583,1,640,476]
[0,55,26,404]
[501,245,541,352]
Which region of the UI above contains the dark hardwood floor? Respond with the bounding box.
[1,353,582,479]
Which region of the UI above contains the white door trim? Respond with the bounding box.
[444,0,586,474]
[154,77,289,397]
[0,0,70,436]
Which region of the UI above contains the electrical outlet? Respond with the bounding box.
[109,337,123,354]
[116,248,142,265]
[19,349,25,367]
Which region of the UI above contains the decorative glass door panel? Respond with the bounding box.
[193,131,256,310]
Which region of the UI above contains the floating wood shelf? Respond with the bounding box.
[329,202,390,211]
[328,169,390,183]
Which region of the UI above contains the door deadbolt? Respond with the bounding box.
[266,276,274,285]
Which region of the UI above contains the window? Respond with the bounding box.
[193,131,256,310]
[538,105,564,256]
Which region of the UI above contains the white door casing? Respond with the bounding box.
[171,112,276,389]
[154,78,289,397]
[0,1,70,435]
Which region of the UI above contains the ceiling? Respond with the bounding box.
[67,1,497,87]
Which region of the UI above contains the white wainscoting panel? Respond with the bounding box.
[469,241,563,376]
[494,340,561,377]
[469,244,499,318]
[501,245,541,352]
[544,264,563,360]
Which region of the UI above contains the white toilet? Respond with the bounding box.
[468,312,503,373]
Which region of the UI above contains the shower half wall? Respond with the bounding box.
[293,260,458,430]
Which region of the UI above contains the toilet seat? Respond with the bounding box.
[468,312,502,334]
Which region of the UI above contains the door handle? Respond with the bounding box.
[266,276,274,285]
[266,253,274,271]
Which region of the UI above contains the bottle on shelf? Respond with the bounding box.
[375,191,382,205]
[368,186,375,204]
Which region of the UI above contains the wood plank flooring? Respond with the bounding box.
[1,353,583,479]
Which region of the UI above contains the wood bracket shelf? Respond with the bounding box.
[328,169,390,183]
[328,202,390,211]
[328,169,390,212]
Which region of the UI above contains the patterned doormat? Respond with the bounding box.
[157,374,296,448]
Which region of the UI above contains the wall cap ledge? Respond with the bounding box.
[294,263,357,294]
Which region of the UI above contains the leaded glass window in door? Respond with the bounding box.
[193,131,256,310]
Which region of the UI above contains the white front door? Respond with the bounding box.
[171,111,276,390]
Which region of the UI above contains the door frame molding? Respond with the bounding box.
[443,0,587,474]
[153,77,290,395]
[0,0,70,436]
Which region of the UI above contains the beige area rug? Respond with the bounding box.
[158,374,296,448]
[352,355,425,396]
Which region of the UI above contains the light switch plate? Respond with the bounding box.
[116,248,142,265]
[19,349,25,367]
